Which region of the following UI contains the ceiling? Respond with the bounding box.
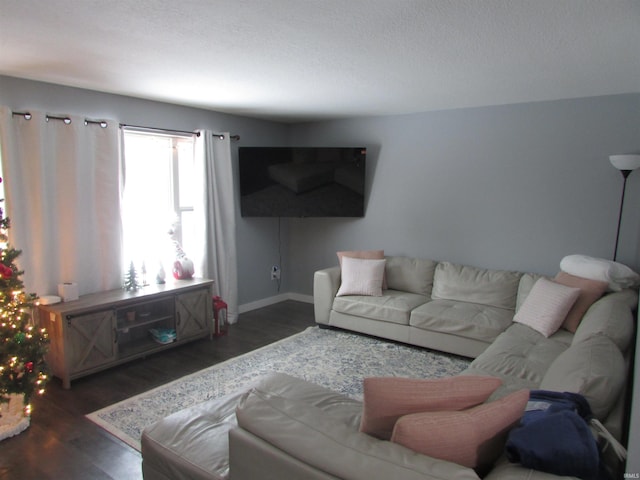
[1,0,639,123]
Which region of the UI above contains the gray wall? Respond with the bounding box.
[1,77,639,304]
[0,75,289,305]
[286,94,640,296]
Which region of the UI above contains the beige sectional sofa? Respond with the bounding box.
[141,255,638,480]
[315,257,526,357]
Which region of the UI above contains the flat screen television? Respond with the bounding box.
[239,147,366,217]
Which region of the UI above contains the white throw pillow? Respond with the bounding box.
[337,257,386,297]
[513,277,580,337]
[559,254,640,292]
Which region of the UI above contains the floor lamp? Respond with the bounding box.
[610,154,640,261]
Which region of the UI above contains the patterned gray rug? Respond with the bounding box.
[87,326,470,450]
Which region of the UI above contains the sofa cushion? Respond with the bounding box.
[410,300,514,343]
[540,335,625,420]
[390,389,529,472]
[462,324,572,395]
[431,262,521,310]
[572,290,637,352]
[336,257,386,297]
[236,388,482,480]
[554,272,608,332]
[141,391,240,480]
[484,456,582,480]
[359,375,502,439]
[385,256,437,296]
[334,290,428,325]
[513,278,580,338]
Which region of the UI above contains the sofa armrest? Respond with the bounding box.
[313,266,341,325]
[235,388,481,480]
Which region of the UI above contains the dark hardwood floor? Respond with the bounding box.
[0,300,315,480]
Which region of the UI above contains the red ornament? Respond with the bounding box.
[0,264,13,278]
[25,361,34,373]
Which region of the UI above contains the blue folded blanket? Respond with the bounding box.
[505,390,603,480]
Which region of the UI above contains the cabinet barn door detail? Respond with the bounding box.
[175,288,210,340]
[66,310,117,375]
[38,279,214,388]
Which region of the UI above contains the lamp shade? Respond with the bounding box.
[610,154,640,171]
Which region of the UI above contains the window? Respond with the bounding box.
[121,129,197,281]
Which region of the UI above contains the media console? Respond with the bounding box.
[37,278,214,389]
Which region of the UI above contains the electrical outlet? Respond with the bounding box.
[271,265,280,280]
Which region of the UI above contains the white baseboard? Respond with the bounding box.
[239,292,313,313]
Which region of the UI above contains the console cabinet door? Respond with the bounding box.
[175,288,210,340]
[65,310,117,375]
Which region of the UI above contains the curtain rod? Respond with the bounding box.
[11,111,33,120]
[85,118,108,128]
[213,133,241,141]
[46,114,72,124]
[11,116,240,140]
[120,123,201,137]
[11,115,239,139]
[119,125,241,140]
[12,110,109,127]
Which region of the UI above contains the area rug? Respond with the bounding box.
[87,326,470,450]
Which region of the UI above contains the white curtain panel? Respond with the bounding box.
[195,131,239,324]
[0,106,122,297]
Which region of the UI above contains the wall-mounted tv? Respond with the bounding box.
[239,147,366,217]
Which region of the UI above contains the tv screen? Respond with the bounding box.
[239,147,366,217]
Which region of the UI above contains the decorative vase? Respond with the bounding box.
[0,393,30,441]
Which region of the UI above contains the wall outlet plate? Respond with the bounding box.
[271,265,280,280]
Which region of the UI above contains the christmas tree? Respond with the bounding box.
[0,177,49,416]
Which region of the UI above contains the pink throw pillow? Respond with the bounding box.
[359,375,502,440]
[554,271,608,333]
[513,277,580,337]
[337,250,387,289]
[336,257,386,297]
[337,249,385,263]
[390,389,529,471]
